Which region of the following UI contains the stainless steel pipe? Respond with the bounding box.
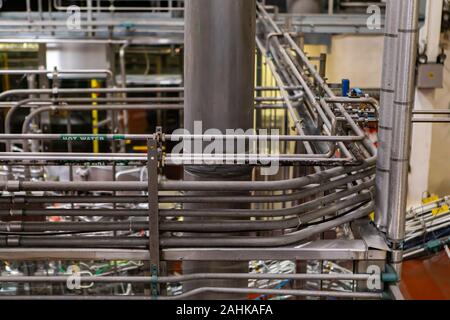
[375,0,402,231]
[387,0,419,243]
[183,0,256,299]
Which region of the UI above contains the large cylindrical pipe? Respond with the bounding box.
[287,0,321,13]
[184,0,255,135]
[375,0,402,231]
[387,0,419,269]
[183,0,256,299]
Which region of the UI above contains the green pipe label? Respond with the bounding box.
[56,161,131,166]
[61,135,107,141]
[60,135,126,141]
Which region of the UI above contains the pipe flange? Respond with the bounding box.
[6,222,22,232]
[389,250,404,265]
[12,195,25,205]
[4,180,20,192]
[9,209,23,217]
[6,235,20,247]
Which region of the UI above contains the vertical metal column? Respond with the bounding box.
[147,139,160,297]
[183,0,256,299]
[184,0,255,134]
[387,0,419,272]
[375,0,402,231]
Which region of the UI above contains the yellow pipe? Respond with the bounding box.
[2,53,10,91]
[91,79,100,153]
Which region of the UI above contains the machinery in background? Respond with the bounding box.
[0,0,447,300]
[403,194,450,260]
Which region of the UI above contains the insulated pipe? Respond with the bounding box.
[0,194,371,233]
[0,163,374,192]
[0,221,149,233]
[160,172,373,205]
[0,236,147,248]
[387,0,419,275]
[0,87,184,101]
[0,195,148,204]
[161,174,374,212]
[0,273,374,283]
[0,69,116,86]
[375,0,402,231]
[0,167,373,207]
[161,202,374,247]
[162,161,374,191]
[0,132,367,142]
[0,289,383,300]
[160,175,375,214]
[160,193,372,232]
[0,178,374,219]
[0,209,149,217]
[183,0,256,299]
[0,203,373,249]
[0,170,374,210]
[0,154,360,166]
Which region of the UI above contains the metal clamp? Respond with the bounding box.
[6,235,20,247]
[4,180,20,192]
[150,265,159,299]
[11,195,26,205]
[147,138,160,298]
[9,209,23,217]
[6,222,22,232]
[154,126,164,167]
